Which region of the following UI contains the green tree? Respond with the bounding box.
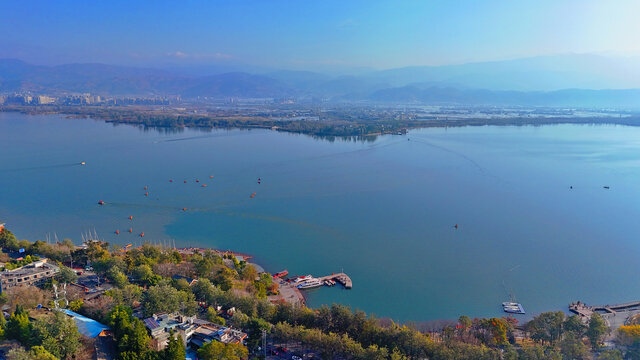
[206,307,225,325]
[598,349,623,360]
[56,265,78,284]
[559,331,588,360]
[107,266,129,288]
[212,268,234,291]
[526,311,565,345]
[191,279,222,304]
[164,332,186,360]
[197,341,248,360]
[563,315,586,337]
[0,228,20,251]
[586,313,607,350]
[32,311,81,359]
[246,317,271,348]
[108,305,150,359]
[142,285,196,316]
[6,305,32,345]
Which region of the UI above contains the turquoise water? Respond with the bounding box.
[2,112,640,322]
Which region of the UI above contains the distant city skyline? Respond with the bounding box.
[2,0,640,72]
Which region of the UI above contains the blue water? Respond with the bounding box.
[2,112,640,322]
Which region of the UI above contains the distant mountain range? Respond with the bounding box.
[2,55,640,108]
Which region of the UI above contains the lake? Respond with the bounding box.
[2,112,640,322]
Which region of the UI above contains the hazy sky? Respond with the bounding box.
[2,0,639,70]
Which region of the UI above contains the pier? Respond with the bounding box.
[570,300,640,328]
[317,273,352,289]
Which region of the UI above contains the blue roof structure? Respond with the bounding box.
[143,317,161,330]
[62,309,110,338]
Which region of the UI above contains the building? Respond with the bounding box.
[35,95,56,104]
[143,313,247,351]
[190,323,247,347]
[0,259,59,293]
[62,309,110,338]
[143,313,199,350]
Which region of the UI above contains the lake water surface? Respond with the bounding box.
[2,112,640,322]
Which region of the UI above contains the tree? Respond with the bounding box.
[586,313,607,350]
[246,317,271,348]
[598,349,623,360]
[107,266,129,288]
[563,315,586,337]
[206,307,225,325]
[107,305,150,359]
[559,331,588,360]
[164,332,186,360]
[239,265,258,281]
[32,311,81,359]
[212,268,234,291]
[197,341,248,360]
[6,305,32,345]
[191,278,222,304]
[56,265,78,284]
[526,311,565,345]
[0,228,20,251]
[142,285,196,316]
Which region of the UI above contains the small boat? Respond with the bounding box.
[209,175,214,178]
[128,228,133,233]
[80,161,86,165]
[144,186,148,190]
[125,243,132,248]
[603,186,610,189]
[297,278,323,289]
[98,200,105,205]
[169,179,173,182]
[454,224,458,229]
[182,207,187,211]
[324,280,333,287]
[129,216,133,220]
[115,230,120,235]
[201,184,207,187]
[140,232,145,237]
[273,270,289,278]
[144,192,149,196]
[250,192,256,198]
[184,180,187,183]
[196,179,200,183]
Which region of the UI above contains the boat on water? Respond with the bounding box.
[324,279,336,287]
[297,278,323,289]
[503,303,525,314]
[273,270,289,279]
[80,161,86,165]
[293,275,312,283]
[98,200,105,205]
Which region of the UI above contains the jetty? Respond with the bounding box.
[570,300,640,317]
[570,300,640,328]
[317,273,352,289]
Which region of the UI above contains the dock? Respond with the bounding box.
[317,273,352,289]
[570,300,640,328]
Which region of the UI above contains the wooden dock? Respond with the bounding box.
[317,273,352,289]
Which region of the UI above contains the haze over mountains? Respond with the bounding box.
[3,54,640,107]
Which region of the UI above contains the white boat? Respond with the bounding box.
[297,278,323,289]
[293,275,312,283]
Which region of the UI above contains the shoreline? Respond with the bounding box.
[3,105,640,139]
